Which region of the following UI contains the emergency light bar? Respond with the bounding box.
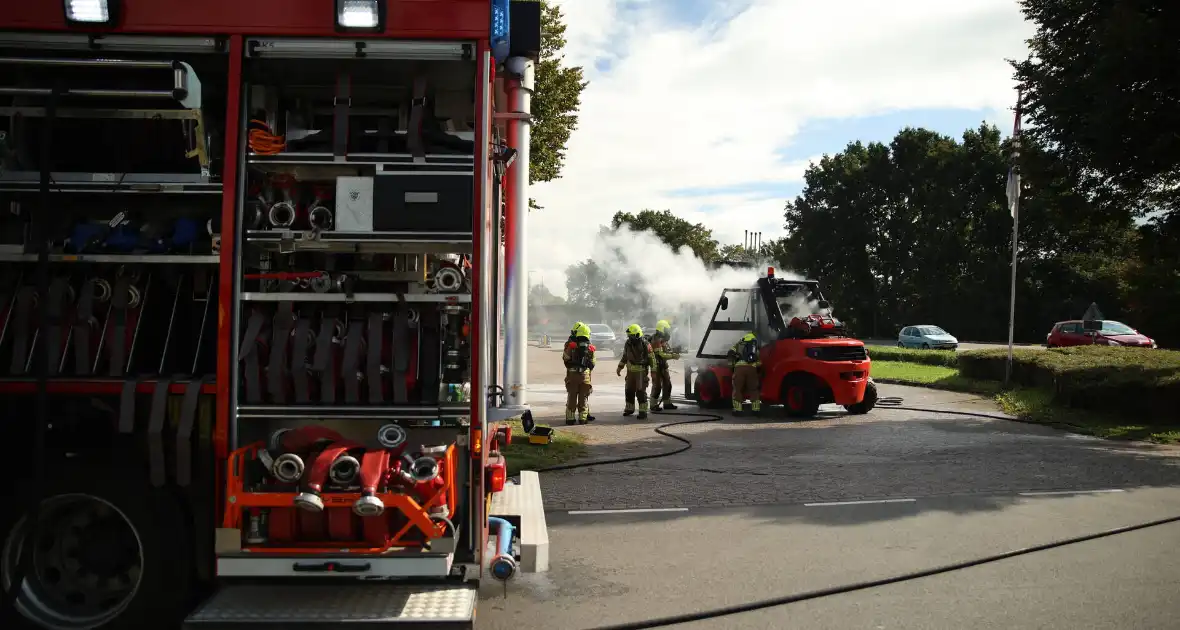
[768,267,775,278]
[64,0,118,25]
[336,0,385,33]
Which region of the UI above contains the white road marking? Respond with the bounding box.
[1018,489,1125,496]
[568,508,690,515]
[804,498,916,507]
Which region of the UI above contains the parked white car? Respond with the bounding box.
[898,325,958,350]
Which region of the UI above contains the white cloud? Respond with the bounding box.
[528,0,1034,296]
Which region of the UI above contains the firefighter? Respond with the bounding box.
[562,322,596,425]
[727,332,762,416]
[616,324,655,419]
[649,319,680,411]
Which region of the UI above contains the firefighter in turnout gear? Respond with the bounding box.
[616,324,656,418]
[563,323,597,425]
[649,319,680,411]
[727,332,762,416]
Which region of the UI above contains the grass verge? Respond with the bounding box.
[498,418,588,476]
[871,360,1180,444]
[870,361,1002,395]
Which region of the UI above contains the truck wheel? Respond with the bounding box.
[695,371,724,409]
[845,379,878,415]
[1,458,192,630]
[783,381,820,418]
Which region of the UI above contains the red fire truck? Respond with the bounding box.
[0,1,540,628]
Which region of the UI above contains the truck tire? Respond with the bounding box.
[782,379,820,418]
[1,457,193,630]
[844,379,878,415]
[694,371,724,409]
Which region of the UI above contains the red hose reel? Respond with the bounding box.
[225,424,456,551]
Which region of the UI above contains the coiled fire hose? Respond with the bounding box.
[528,406,1180,630]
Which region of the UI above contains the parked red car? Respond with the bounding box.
[1045,320,1157,348]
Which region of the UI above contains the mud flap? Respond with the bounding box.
[184,583,475,629]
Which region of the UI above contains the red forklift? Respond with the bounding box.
[685,267,878,417]
[0,1,541,628]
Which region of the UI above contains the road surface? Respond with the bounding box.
[479,343,1180,629]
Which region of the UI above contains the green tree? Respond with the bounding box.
[529,282,564,305]
[610,209,720,261]
[530,1,588,188]
[782,124,1134,342]
[1012,0,1180,209]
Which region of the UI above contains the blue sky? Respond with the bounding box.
[531,0,1034,287]
[669,106,1008,202]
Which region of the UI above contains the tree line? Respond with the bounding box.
[563,0,1180,348]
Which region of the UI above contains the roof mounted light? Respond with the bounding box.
[491,0,512,62]
[64,0,118,25]
[767,267,775,279]
[336,0,385,33]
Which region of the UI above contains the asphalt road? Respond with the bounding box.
[479,344,1180,629]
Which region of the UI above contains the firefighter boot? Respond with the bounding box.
[637,400,649,420]
[662,401,678,410]
[565,408,577,425]
[751,399,762,417]
[732,397,745,417]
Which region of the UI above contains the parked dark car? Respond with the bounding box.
[1045,320,1156,348]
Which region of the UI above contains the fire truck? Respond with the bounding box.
[0,1,542,628]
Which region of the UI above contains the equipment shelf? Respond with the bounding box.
[245,230,472,255]
[240,293,471,303]
[0,253,219,264]
[235,404,468,423]
[0,171,221,194]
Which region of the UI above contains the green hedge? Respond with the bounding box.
[865,345,960,367]
[957,346,1180,419]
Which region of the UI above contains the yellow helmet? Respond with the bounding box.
[570,321,585,336]
[626,324,643,338]
[741,332,756,342]
[574,323,592,339]
[656,320,671,334]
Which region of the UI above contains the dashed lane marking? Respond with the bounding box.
[804,498,917,507]
[568,508,690,515]
[1018,489,1125,496]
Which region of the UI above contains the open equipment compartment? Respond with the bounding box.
[226,37,479,579]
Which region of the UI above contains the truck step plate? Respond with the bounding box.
[184,583,475,629]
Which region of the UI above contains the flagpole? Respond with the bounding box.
[1004,88,1023,388]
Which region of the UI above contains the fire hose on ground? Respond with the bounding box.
[522,407,1180,630]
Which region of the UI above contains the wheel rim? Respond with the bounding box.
[787,387,804,411]
[2,494,145,629]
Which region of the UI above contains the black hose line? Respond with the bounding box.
[529,402,1180,629]
[2,87,58,609]
[586,513,1180,630]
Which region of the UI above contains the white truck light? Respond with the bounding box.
[336,0,384,31]
[64,0,115,24]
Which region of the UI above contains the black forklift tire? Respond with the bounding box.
[845,379,878,415]
[1,456,193,630]
[695,371,725,409]
[782,378,821,418]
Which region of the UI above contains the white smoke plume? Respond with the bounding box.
[565,224,810,356]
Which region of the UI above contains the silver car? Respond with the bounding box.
[586,323,618,351]
[898,325,958,350]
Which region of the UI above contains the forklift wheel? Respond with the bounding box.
[695,371,724,409]
[783,380,820,418]
[844,379,878,415]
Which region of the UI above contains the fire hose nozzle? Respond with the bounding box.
[90,278,112,302]
[434,266,463,293]
[376,424,408,450]
[308,204,333,232]
[268,201,296,228]
[293,491,324,512]
[309,273,333,293]
[271,452,305,483]
[353,494,385,517]
[408,456,440,484]
[328,454,361,485]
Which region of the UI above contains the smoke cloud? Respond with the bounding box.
[558,224,810,355]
